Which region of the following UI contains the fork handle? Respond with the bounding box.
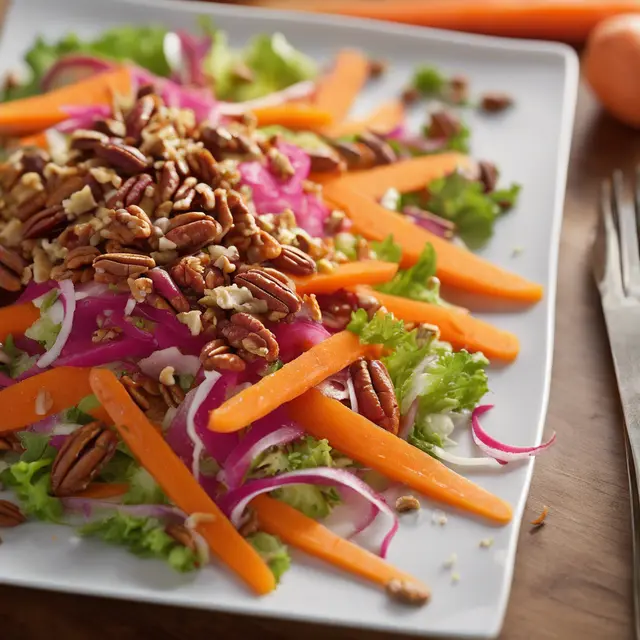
[624,429,640,640]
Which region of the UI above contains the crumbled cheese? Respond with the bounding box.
[158,237,178,251]
[209,245,240,262]
[432,510,448,526]
[479,537,494,548]
[443,553,458,569]
[177,310,203,336]
[0,218,23,247]
[62,185,98,219]
[200,284,268,314]
[89,166,122,188]
[451,572,460,584]
[154,217,171,234]
[159,365,176,387]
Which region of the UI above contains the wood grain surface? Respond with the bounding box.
[0,9,636,637]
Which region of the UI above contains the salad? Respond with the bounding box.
[0,23,555,604]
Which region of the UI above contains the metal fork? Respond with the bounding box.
[593,170,640,639]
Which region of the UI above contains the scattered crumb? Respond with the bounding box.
[51,535,57,542]
[530,505,549,527]
[443,552,458,569]
[479,537,494,549]
[511,246,524,258]
[395,495,421,513]
[451,572,460,584]
[431,510,448,525]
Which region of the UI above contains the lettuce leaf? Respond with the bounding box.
[0,334,38,379]
[371,234,402,263]
[347,309,411,351]
[411,65,447,96]
[246,532,291,582]
[79,512,198,572]
[62,394,100,426]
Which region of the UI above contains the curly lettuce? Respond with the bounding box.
[246,532,291,582]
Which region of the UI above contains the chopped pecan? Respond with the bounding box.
[326,140,363,170]
[246,230,282,264]
[157,160,181,202]
[95,140,149,174]
[0,244,27,277]
[93,252,156,278]
[234,268,300,321]
[356,131,397,165]
[0,431,23,453]
[400,86,420,105]
[165,523,197,552]
[50,422,118,496]
[126,94,158,141]
[64,246,100,270]
[308,149,345,174]
[200,124,261,160]
[193,183,216,211]
[0,500,26,527]
[21,149,49,176]
[271,245,316,276]
[121,375,154,410]
[159,383,185,409]
[187,148,221,186]
[349,358,399,434]
[267,147,295,179]
[165,216,221,254]
[210,188,236,238]
[101,205,153,244]
[70,129,110,152]
[427,110,461,139]
[368,58,387,78]
[21,204,66,239]
[395,495,421,513]
[94,118,127,138]
[106,174,154,209]
[219,313,279,362]
[200,338,246,372]
[15,190,48,222]
[480,92,513,113]
[477,160,498,193]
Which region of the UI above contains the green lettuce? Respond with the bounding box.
[0,334,38,379]
[62,394,100,425]
[412,65,448,96]
[79,512,198,572]
[371,234,402,263]
[247,532,291,582]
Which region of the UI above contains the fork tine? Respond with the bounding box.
[613,170,640,295]
[593,179,624,303]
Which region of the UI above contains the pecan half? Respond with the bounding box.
[15,190,48,222]
[93,252,156,278]
[172,177,198,211]
[64,246,100,270]
[271,245,316,276]
[21,204,66,239]
[95,140,149,175]
[165,217,221,254]
[126,94,158,141]
[308,149,345,174]
[106,174,154,209]
[219,312,279,362]
[157,160,181,202]
[200,338,246,372]
[70,129,110,152]
[50,422,118,496]
[326,140,363,170]
[200,125,261,160]
[427,110,461,139]
[480,92,513,113]
[0,500,26,527]
[246,230,282,264]
[350,358,399,434]
[102,205,153,244]
[0,244,27,292]
[187,148,221,186]
[356,131,397,165]
[159,383,185,409]
[234,268,300,321]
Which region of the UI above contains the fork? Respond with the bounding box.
[593,170,640,639]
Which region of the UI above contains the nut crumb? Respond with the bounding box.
[443,552,458,569]
[451,572,460,584]
[159,365,176,387]
[431,510,448,525]
[177,310,203,337]
[35,388,53,416]
[395,495,421,513]
[479,537,494,548]
[511,246,524,258]
[385,579,429,606]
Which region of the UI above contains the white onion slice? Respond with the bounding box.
[37,280,76,369]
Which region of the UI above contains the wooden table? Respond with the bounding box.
[0,51,636,640]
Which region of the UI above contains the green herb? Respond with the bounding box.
[79,512,198,573]
[370,235,402,263]
[16,432,58,464]
[246,532,291,582]
[412,66,448,96]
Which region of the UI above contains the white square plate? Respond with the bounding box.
[0,1,578,637]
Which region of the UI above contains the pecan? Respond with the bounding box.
[50,422,118,496]
[480,92,513,113]
[326,140,363,170]
[70,129,110,152]
[0,431,23,453]
[478,160,498,193]
[106,174,154,209]
[0,500,26,527]
[246,230,282,264]
[368,58,387,78]
[427,110,461,139]
[159,383,185,409]
[172,177,198,211]
[93,252,155,278]
[200,125,261,160]
[211,188,236,238]
[200,338,246,372]
[95,140,149,174]
[165,523,197,552]
[21,204,66,239]
[187,148,221,186]
[316,291,356,330]
[193,183,216,211]
[121,375,152,410]
[349,358,399,434]
[267,147,295,179]
[21,149,49,176]
[171,255,206,293]
[219,313,279,362]
[45,175,86,208]
[94,118,127,138]
[395,495,421,513]
[102,205,153,244]
[157,160,181,202]
[0,244,27,276]
[234,268,300,321]
[64,246,100,270]
[15,191,47,222]
[357,131,397,165]
[126,94,158,141]
[271,245,316,275]
[400,86,421,105]
[165,217,221,254]
[308,149,345,174]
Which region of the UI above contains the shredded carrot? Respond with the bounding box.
[323,99,405,138]
[0,302,40,343]
[530,505,549,526]
[314,49,370,123]
[325,153,474,199]
[72,483,129,500]
[351,286,520,361]
[288,389,513,524]
[88,368,276,595]
[0,67,132,136]
[324,182,543,302]
[0,367,109,431]
[208,331,376,434]
[290,261,398,295]
[251,104,334,130]
[252,494,429,599]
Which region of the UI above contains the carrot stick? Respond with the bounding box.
[325,153,474,199]
[252,494,429,598]
[288,389,513,524]
[351,286,520,361]
[324,182,543,302]
[314,49,370,123]
[0,67,132,136]
[251,104,334,130]
[0,302,40,343]
[208,331,374,434]
[0,367,109,431]
[88,368,276,595]
[290,260,398,295]
[72,483,129,500]
[324,99,405,138]
[248,0,638,43]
